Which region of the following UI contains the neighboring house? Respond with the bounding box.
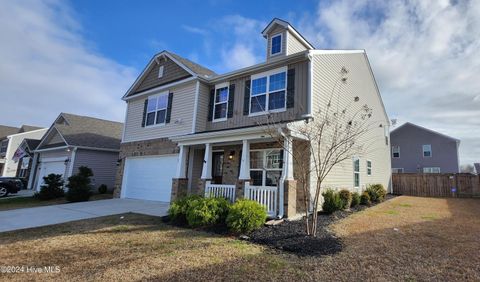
[115,18,391,218]
[15,139,42,181]
[0,125,45,177]
[390,122,460,173]
[29,113,123,192]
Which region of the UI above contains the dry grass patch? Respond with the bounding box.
[1,196,479,281]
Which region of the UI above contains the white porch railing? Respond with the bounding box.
[205,183,236,203]
[245,185,278,217]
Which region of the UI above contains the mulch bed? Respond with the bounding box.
[163,195,397,257]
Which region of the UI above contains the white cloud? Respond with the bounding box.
[0,0,136,128]
[182,25,208,36]
[299,0,480,165]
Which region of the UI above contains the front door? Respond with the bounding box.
[212,151,224,184]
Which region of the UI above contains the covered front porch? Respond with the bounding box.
[170,126,307,218]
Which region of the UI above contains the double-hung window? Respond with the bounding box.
[270,34,282,55]
[423,167,440,173]
[353,157,360,188]
[250,67,287,114]
[250,149,283,187]
[423,144,432,157]
[145,93,168,126]
[367,160,372,176]
[392,145,400,158]
[213,84,229,121]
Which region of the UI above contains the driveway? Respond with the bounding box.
[0,198,169,233]
[0,189,35,200]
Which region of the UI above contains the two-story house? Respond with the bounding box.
[115,18,391,218]
[390,122,460,173]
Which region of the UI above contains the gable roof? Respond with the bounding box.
[391,122,460,142]
[123,51,216,99]
[18,125,43,133]
[0,125,20,140]
[37,113,123,151]
[20,138,41,152]
[261,18,315,50]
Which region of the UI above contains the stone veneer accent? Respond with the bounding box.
[283,179,297,218]
[113,138,179,198]
[171,178,188,201]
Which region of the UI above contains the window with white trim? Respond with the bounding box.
[367,160,372,176]
[270,33,282,55]
[158,65,164,78]
[423,167,440,173]
[213,84,229,121]
[392,145,400,158]
[250,68,286,114]
[250,149,283,187]
[145,93,168,126]
[353,157,360,188]
[392,168,404,173]
[423,144,432,157]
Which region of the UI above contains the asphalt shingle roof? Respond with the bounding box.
[166,51,217,78]
[0,125,20,140]
[54,113,123,150]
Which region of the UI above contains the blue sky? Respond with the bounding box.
[0,0,478,165]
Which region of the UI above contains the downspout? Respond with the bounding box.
[277,128,288,219]
[302,52,313,120]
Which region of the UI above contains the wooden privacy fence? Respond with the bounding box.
[392,173,480,198]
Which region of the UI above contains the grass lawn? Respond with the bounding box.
[0,196,479,281]
[0,193,113,211]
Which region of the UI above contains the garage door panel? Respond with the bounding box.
[122,155,178,202]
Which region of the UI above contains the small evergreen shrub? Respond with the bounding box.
[321,189,343,214]
[338,189,352,210]
[98,184,108,194]
[366,184,387,203]
[360,191,371,205]
[35,173,64,200]
[351,192,361,207]
[226,199,267,233]
[168,195,202,224]
[66,166,93,202]
[185,197,230,227]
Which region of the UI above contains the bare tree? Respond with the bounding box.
[261,66,382,236]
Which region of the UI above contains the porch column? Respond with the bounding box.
[175,145,188,178]
[201,143,212,179]
[239,140,250,180]
[284,136,294,180]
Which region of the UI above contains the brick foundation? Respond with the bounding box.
[193,179,210,196]
[235,179,250,200]
[171,178,188,201]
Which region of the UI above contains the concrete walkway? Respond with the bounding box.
[0,199,169,233]
[0,189,35,200]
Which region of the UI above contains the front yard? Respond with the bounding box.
[0,196,479,281]
[0,193,113,211]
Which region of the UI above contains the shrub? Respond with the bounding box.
[35,173,64,200]
[98,184,108,194]
[168,195,202,224]
[185,197,230,227]
[360,191,371,205]
[351,192,361,207]
[366,184,387,203]
[338,189,352,210]
[66,166,93,202]
[321,189,343,214]
[226,199,267,233]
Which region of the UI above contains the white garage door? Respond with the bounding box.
[36,161,66,191]
[121,155,178,202]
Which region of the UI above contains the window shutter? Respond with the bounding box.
[165,92,173,123]
[286,68,295,108]
[208,88,215,121]
[141,99,148,127]
[227,84,235,118]
[243,80,251,116]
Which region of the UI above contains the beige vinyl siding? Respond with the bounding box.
[266,25,286,60]
[310,52,391,200]
[195,82,211,132]
[189,148,204,190]
[72,149,119,190]
[286,33,308,55]
[205,60,309,131]
[123,81,197,142]
[131,57,192,94]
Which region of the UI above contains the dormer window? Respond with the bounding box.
[270,33,282,55]
[158,65,164,78]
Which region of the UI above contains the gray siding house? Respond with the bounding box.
[390,122,460,173]
[115,18,391,218]
[28,113,123,191]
